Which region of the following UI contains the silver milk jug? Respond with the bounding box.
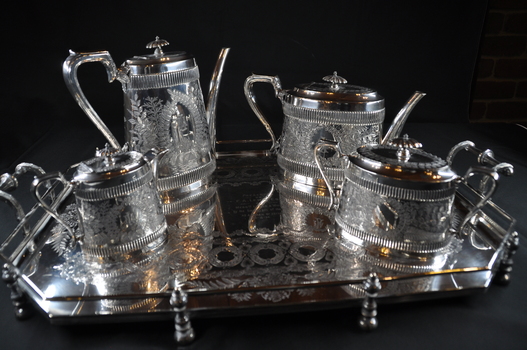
[63,38,230,207]
[33,145,167,263]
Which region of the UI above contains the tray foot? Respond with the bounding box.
[358,272,381,331]
[2,264,32,320]
[170,283,195,345]
[495,231,519,286]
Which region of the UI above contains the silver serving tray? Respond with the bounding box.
[0,151,518,340]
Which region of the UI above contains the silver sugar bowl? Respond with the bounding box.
[315,136,499,259]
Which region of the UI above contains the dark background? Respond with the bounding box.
[1,0,487,171]
[2,1,527,350]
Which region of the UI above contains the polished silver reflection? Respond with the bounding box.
[63,39,230,216]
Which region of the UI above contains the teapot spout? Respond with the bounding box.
[206,47,231,155]
[381,91,426,145]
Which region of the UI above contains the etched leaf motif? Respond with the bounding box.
[49,204,79,255]
[280,116,380,168]
[228,292,253,302]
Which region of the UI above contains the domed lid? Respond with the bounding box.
[281,72,384,112]
[73,144,147,183]
[124,37,196,74]
[350,135,458,183]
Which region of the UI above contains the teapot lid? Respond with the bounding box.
[349,135,458,183]
[282,72,384,112]
[124,37,196,75]
[73,144,148,183]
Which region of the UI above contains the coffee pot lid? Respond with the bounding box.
[124,36,196,74]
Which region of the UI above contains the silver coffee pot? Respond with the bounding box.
[63,38,230,204]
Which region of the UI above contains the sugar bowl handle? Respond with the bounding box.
[458,166,500,235]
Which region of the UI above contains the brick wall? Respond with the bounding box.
[470,0,527,123]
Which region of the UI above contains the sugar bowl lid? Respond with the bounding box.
[350,135,458,184]
[281,72,384,112]
[73,144,148,184]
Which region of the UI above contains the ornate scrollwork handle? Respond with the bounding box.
[314,139,343,210]
[63,50,121,149]
[446,140,514,176]
[0,163,48,236]
[446,140,513,196]
[243,74,282,153]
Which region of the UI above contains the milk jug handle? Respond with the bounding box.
[314,140,342,211]
[63,50,121,149]
[243,74,281,153]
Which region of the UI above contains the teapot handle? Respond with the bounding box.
[243,74,281,153]
[313,140,343,211]
[62,50,121,149]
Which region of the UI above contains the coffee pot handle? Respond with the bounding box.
[63,51,121,149]
[243,74,281,153]
[314,140,343,210]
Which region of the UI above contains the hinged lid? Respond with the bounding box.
[281,72,384,112]
[350,136,458,184]
[124,37,196,75]
[73,145,147,184]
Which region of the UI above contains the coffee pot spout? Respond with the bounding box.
[206,47,231,155]
[381,91,426,145]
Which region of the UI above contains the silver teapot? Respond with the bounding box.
[63,38,230,204]
[32,145,167,262]
[244,72,425,180]
[245,72,424,233]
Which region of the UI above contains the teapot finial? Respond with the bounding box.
[146,36,169,56]
[323,71,347,90]
[390,134,422,162]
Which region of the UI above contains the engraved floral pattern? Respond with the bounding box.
[337,180,453,247]
[77,179,165,249]
[126,82,211,177]
[279,116,380,169]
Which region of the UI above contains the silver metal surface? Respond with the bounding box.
[62,39,231,217]
[31,148,167,262]
[0,151,516,325]
[315,139,506,258]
